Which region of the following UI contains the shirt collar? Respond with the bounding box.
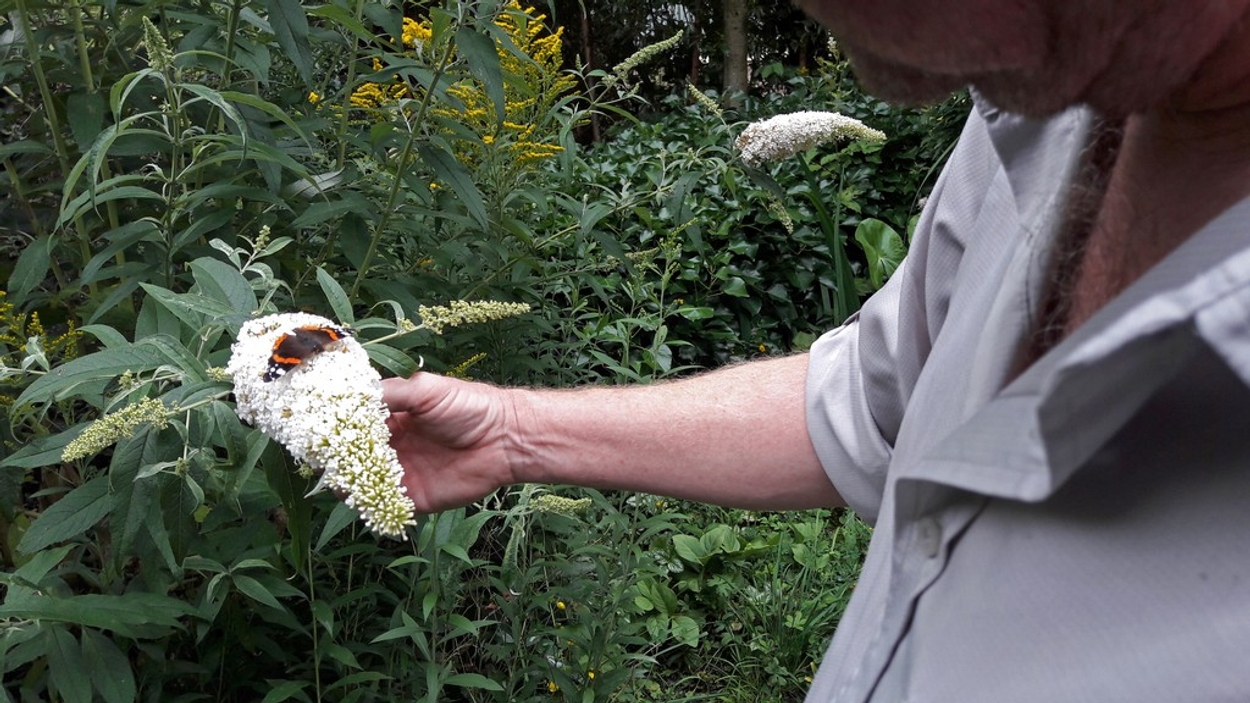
[901,100,1250,503]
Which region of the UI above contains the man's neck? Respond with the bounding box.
[1053,7,1250,337]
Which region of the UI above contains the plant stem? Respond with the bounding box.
[801,157,858,324]
[349,39,457,298]
[336,0,370,168]
[16,0,95,288]
[15,0,72,179]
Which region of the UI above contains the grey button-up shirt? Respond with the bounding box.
[804,99,1250,702]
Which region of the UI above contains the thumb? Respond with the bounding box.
[381,372,442,414]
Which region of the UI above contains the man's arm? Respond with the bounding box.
[382,354,843,513]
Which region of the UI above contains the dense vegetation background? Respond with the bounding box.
[0,0,967,700]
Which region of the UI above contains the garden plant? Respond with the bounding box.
[0,0,966,700]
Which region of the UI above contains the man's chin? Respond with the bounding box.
[845,51,969,107]
[845,44,1089,118]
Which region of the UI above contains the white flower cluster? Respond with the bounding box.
[734,111,886,167]
[227,313,416,539]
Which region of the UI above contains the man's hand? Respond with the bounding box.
[382,373,521,513]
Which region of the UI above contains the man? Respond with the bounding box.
[383,2,1250,700]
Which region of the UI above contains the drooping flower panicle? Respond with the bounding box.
[418,300,530,335]
[62,397,172,462]
[226,313,415,539]
[605,30,684,88]
[734,111,885,167]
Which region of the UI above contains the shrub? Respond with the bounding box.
[0,0,956,698]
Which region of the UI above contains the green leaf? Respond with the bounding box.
[80,628,137,703]
[289,194,375,229]
[261,680,311,703]
[445,672,503,692]
[264,0,314,86]
[139,282,240,327]
[306,4,376,45]
[232,573,285,610]
[219,90,309,143]
[0,545,74,597]
[311,600,333,636]
[672,534,705,565]
[47,628,92,703]
[23,592,197,637]
[0,140,53,158]
[315,502,358,552]
[854,218,906,290]
[418,141,489,230]
[0,426,84,470]
[59,185,166,226]
[699,523,739,555]
[181,83,250,153]
[324,642,361,669]
[262,443,311,570]
[79,324,130,348]
[315,267,354,325]
[438,542,475,564]
[67,91,106,151]
[721,276,749,297]
[80,220,161,285]
[322,671,390,694]
[455,27,504,129]
[190,257,257,313]
[17,476,115,554]
[7,234,53,306]
[137,334,210,382]
[365,343,420,377]
[670,615,701,647]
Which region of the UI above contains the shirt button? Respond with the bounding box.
[915,517,942,558]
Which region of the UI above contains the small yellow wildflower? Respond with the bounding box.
[556,600,566,611]
[547,680,559,693]
[587,670,595,680]
[308,90,322,104]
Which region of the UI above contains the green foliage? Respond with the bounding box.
[0,0,958,697]
[560,67,966,367]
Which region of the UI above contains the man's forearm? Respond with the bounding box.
[509,354,844,510]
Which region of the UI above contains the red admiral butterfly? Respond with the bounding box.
[264,324,351,381]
